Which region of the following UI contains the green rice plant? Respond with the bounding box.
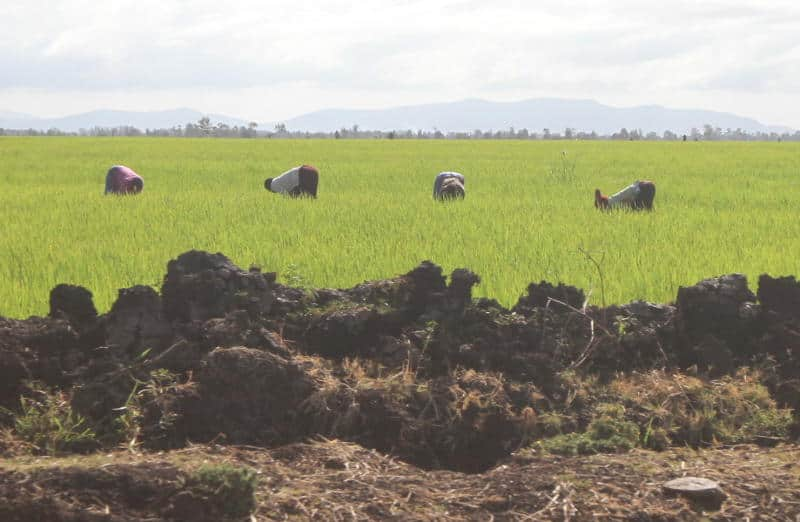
[546,150,578,183]
[2,138,800,318]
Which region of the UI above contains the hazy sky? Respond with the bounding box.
[2,0,799,126]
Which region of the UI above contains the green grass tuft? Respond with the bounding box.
[14,386,98,455]
[187,463,258,519]
[539,403,640,456]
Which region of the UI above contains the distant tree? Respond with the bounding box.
[612,128,630,140]
[184,123,200,137]
[197,116,212,136]
[274,123,287,134]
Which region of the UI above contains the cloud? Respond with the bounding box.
[1,0,800,126]
[704,59,800,93]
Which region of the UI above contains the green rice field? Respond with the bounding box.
[1,137,799,318]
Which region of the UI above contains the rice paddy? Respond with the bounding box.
[2,137,799,317]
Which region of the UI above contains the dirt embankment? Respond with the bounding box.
[1,250,799,519]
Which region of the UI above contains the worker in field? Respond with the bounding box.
[594,180,656,211]
[265,165,319,198]
[105,165,144,195]
[433,171,465,200]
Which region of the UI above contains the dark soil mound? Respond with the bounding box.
[49,284,98,332]
[1,250,799,476]
[512,280,586,315]
[758,274,800,317]
[162,250,276,323]
[105,285,173,356]
[144,347,316,447]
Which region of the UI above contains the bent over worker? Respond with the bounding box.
[265,165,319,198]
[105,165,144,195]
[433,171,465,200]
[594,180,655,211]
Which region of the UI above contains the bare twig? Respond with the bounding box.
[545,297,612,337]
[547,297,612,370]
[578,247,607,323]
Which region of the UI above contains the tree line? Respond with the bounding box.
[2,118,798,142]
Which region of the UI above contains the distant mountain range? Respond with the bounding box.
[0,99,791,134]
[0,108,249,132]
[278,99,791,135]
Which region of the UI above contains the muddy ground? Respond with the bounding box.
[1,250,799,520]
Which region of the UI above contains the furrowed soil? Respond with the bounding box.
[1,250,799,520]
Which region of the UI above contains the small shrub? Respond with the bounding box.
[187,463,257,519]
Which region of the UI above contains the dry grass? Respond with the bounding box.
[608,369,794,447]
[1,440,798,520]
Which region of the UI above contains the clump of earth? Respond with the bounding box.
[1,250,799,519]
